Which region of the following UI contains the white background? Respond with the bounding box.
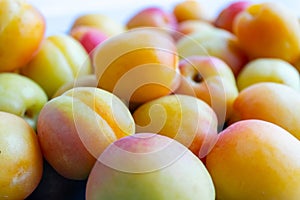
[27,0,300,36]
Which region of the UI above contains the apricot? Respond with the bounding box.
[173,0,209,22]
[70,26,108,54]
[175,56,239,124]
[86,133,215,200]
[175,20,214,41]
[93,28,180,104]
[0,112,43,200]
[126,7,177,31]
[133,94,218,158]
[237,58,300,91]
[37,87,135,180]
[206,119,300,199]
[21,34,92,98]
[214,1,252,33]
[0,0,45,72]
[230,82,300,140]
[233,2,300,62]
[70,13,126,37]
[176,25,248,76]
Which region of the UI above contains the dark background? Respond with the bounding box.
[26,160,86,200]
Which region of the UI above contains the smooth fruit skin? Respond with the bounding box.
[86,133,215,200]
[237,58,300,91]
[70,13,126,37]
[230,82,300,140]
[206,119,300,200]
[93,28,180,104]
[176,26,248,76]
[0,0,45,72]
[126,7,178,31]
[0,111,43,200]
[0,73,48,129]
[173,0,208,22]
[52,74,97,98]
[175,56,238,124]
[233,2,300,62]
[21,34,92,98]
[70,26,108,54]
[175,20,214,41]
[214,1,252,33]
[37,87,135,180]
[133,94,219,158]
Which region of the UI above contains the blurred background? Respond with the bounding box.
[28,0,300,36]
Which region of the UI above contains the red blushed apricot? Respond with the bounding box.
[70,13,125,37]
[86,133,215,200]
[37,87,135,180]
[70,26,108,54]
[126,7,178,31]
[214,1,252,33]
[175,56,238,124]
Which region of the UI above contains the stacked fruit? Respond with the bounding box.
[1,0,300,199]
